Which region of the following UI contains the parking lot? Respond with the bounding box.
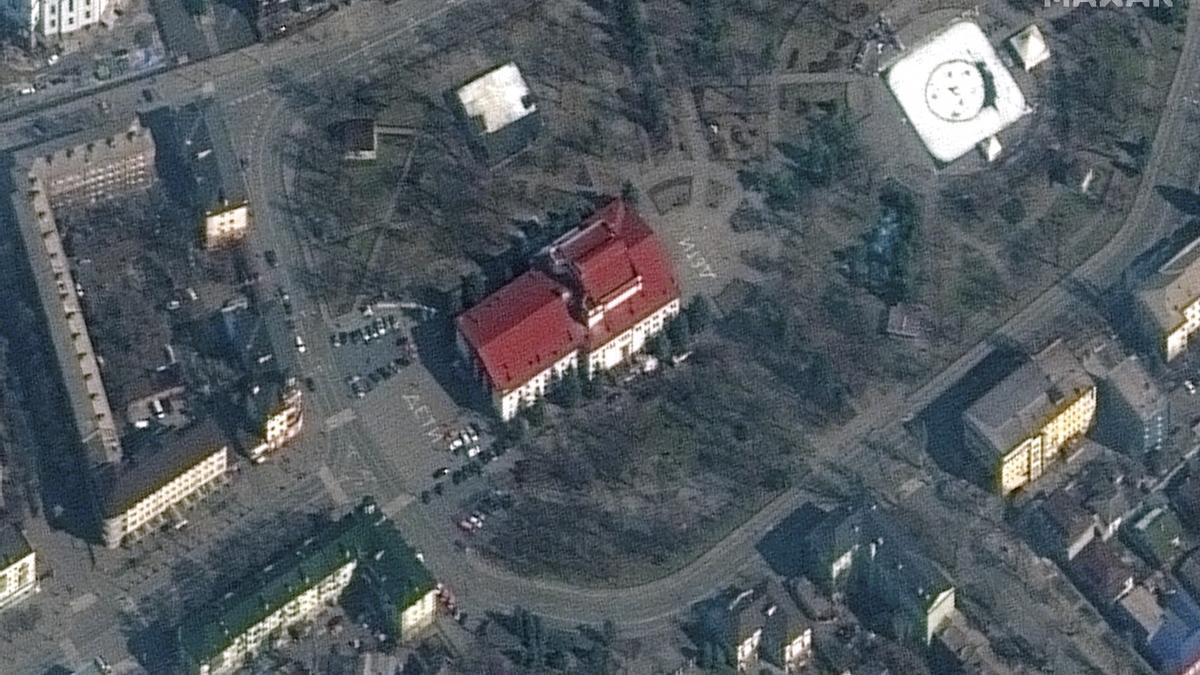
[327,312,417,400]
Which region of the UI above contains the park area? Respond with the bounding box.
[272,0,1186,583]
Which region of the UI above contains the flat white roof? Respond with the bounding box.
[1009,24,1050,71]
[456,62,536,135]
[885,21,1030,164]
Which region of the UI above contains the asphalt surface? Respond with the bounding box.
[3,0,1200,669]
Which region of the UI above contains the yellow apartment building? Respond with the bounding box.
[0,527,37,610]
[964,341,1097,495]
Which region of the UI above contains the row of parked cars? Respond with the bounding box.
[445,425,482,457]
[330,315,400,347]
[454,491,513,536]
[345,356,412,398]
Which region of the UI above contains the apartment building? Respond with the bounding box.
[27,119,156,212]
[97,420,229,548]
[1136,237,1200,362]
[9,120,163,468]
[0,0,117,43]
[861,534,957,646]
[964,341,1097,495]
[1088,353,1169,457]
[457,198,680,420]
[243,380,303,463]
[180,499,436,675]
[799,506,863,593]
[169,101,251,249]
[698,582,812,674]
[0,527,37,610]
[795,504,956,647]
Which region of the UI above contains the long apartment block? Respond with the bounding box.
[963,340,1097,495]
[8,118,159,469]
[179,499,437,675]
[7,117,238,548]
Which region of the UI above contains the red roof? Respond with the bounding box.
[561,200,680,349]
[456,271,583,390]
[572,237,638,307]
[456,199,680,393]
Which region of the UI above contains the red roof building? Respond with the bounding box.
[551,199,681,353]
[455,199,681,419]
[456,270,583,392]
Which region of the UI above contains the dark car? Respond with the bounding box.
[264,250,278,267]
[304,377,316,392]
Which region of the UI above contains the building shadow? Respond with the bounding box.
[755,503,827,578]
[914,346,1025,490]
[0,162,102,543]
[409,315,490,415]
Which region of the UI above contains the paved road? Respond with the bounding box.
[374,0,1200,634]
[4,0,1200,664]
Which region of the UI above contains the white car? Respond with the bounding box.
[1186,380,1197,395]
[294,335,306,353]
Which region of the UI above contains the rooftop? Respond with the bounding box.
[338,118,377,155]
[1137,236,1200,334]
[0,526,32,568]
[1068,540,1134,605]
[457,199,679,389]
[550,199,681,349]
[97,418,228,518]
[172,100,249,215]
[456,270,583,390]
[179,500,434,666]
[1038,488,1096,545]
[964,341,1094,457]
[1105,355,1164,419]
[1008,24,1050,71]
[455,62,537,135]
[884,21,1030,163]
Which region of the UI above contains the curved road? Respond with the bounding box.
[239,0,1200,636]
[2,0,1198,642]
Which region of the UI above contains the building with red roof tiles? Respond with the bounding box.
[456,271,584,420]
[455,199,681,420]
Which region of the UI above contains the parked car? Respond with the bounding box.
[294,335,306,353]
[432,467,449,479]
[304,377,316,392]
[264,249,278,267]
